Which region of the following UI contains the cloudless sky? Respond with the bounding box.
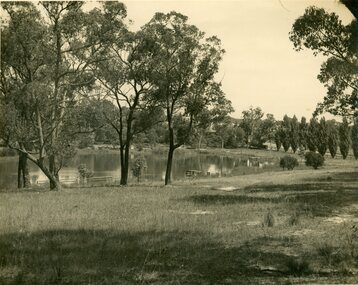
[112,0,353,120]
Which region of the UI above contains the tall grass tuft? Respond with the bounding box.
[262,210,275,227]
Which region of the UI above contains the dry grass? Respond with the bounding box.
[0,153,358,284]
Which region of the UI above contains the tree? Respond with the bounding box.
[240,107,264,146]
[1,2,103,190]
[327,120,339,158]
[290,6,357,117]
[143,12,232,185]
[339,117,351,159]
[290,115,300,153]
[351,116,358,159]
[317,117,328,156]
[299,117,309,150]
[305,152,325,169]
[251,113,276,148]
[274,126,282,151]
[91,4,165,185]
[281,115,291,152]
[307,118,319,152]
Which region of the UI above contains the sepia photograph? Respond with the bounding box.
[0,0,357,283]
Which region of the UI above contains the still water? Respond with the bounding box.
[0,151,278,188]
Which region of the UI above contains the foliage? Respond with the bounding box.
[251,113,276,148]
[77,164,94,184]
[317,117,328,156]
[131,156,147,182]
[327,120,339,158]
[281,115,291,152]
[299,117,309,150]
[143,11,232,184]
[339,117,351,159]
[305,151,324,169]
[351,116,358,159]
[240,107,264,146]
[307,118,319,152]
[280,155,299,170]
[290,6,358,117]
[290,115,300,153]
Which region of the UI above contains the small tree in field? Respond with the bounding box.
[339,117,350,159]
[131,156,147,182]
[305,152,324,169]
[280,155,299,170]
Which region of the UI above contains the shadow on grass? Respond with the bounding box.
[187,194,281,205]
[0,229,320,285]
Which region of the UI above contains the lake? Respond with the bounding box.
[0,150,278,188]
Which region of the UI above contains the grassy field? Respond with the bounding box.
[0,152,358,284]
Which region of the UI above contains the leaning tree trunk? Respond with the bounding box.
[39,158,61,191]
[17,152,30,188]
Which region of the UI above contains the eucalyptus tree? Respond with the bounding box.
[240,107,264,146]
[0,2,52,188]
[290,6,357,117]
[142,12,232,185]
[90,4,164,185]
[1,1,103,190]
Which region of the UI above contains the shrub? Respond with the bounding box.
[279,155,299,170]
[77,164,93,184]
[131,156,147,182]
[304,151,324,169]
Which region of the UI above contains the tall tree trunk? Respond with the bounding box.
[165,145,175,185]
[119,145,126,185]
[17,152,30,188]
[120,144,130,186]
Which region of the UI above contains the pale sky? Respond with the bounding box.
[114,0,353,120]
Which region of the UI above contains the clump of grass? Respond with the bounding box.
[287,211,300,226]
[285,257,311,276]
[316,242,335,265]
[262,210,275,227]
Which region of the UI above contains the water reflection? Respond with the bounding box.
[0,151,277,188]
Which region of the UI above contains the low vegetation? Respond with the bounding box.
[304,152,325,169]
[279,155,299,170]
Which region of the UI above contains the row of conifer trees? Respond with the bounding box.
[274,115,358,159]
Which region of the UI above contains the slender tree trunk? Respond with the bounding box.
[119,145,126,185]
[120,144,130,186]
[17,152,30,188]
[165,145,175,185]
